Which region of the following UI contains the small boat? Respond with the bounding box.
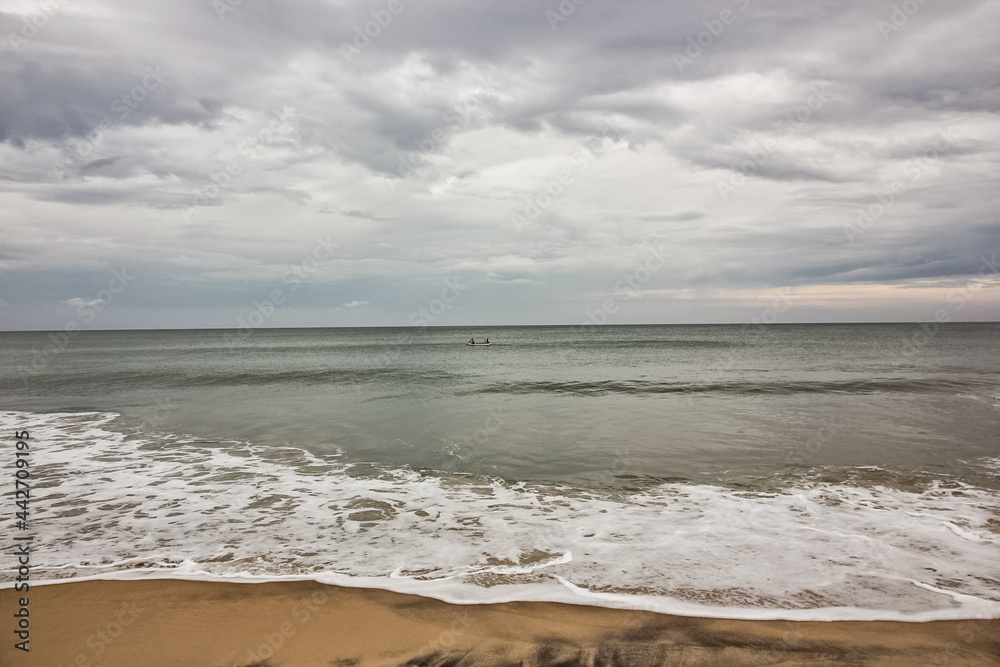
[466,340,492,346]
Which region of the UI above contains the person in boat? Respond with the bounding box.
[469,338,475,344]
[485,338,489,344]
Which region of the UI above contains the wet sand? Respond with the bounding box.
[2,579,998,666]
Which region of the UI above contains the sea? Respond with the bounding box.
[1,323,999,621]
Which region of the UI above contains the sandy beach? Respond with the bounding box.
[2,580,998,666]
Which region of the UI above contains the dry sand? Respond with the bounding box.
[2,580,998,666]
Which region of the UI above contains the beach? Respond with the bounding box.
[4,0,999,659]
[4,579,999,666]
[2,326,998,664]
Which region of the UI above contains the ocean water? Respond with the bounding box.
[1,323,999,620]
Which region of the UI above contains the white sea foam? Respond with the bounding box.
[2,410,999,621]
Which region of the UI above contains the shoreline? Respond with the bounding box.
[3,580,999,666]
[9,570,1000,623]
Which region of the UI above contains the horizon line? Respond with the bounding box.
[1,320,998,334]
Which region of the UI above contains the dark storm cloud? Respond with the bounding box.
[79,156,119,173]
[0,55,212,145]
[691,151,844,184]
[24,184,191,208]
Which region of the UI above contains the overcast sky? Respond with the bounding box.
[1,0,998,330]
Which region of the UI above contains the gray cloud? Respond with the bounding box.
[1,0,998,329]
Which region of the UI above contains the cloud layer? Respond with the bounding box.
[1,0,998,329]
